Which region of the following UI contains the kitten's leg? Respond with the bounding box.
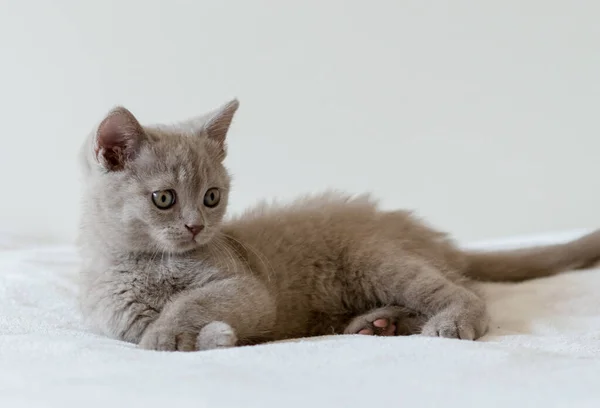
[369,260,489,340]
[139,276,276,351]
[344,306,426,336]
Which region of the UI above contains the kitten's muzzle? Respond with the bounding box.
[185,224,205,237]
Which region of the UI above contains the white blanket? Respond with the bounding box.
[1,231,599,408]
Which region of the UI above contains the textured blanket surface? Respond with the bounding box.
[1,231,599,408]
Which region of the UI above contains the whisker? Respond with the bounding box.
[216,235,252,276]
[220,233,275,283]
[215,237,241,275]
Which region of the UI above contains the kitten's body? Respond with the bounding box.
[78,100,600,351]
[220,193,462,340]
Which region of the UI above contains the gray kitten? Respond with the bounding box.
[78,99,600,351]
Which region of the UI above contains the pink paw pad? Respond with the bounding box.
[355,318,397,336]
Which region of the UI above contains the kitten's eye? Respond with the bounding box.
[203,188,220,208]
[152,190,176,209]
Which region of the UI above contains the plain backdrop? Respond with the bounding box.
[1,0,599,244]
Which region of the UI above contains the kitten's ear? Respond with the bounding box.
[199,99,239,160]
[95,107,145,171]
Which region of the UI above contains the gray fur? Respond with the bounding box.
[78,100,600,350]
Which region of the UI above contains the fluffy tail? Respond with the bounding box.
[463,230,600,282]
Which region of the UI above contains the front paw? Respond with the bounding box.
[421,302,489,340]
[139,321,238,352]
[138,325,198,352]
[196,321,238,351]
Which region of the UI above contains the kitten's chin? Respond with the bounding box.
[159,233,214,254]
[152,238,197,254]
[173,242,199,254]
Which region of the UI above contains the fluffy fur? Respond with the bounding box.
[78,100,600,351]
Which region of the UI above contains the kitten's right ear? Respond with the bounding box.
[95,107,145,171]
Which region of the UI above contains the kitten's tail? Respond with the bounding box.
[462,230,600,282]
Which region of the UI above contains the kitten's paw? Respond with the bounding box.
[196,321,238,351]
[139,326,197,352]
[344,306,424,336]
[421,301,489,340]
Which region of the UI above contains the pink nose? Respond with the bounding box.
[185,224,205,237]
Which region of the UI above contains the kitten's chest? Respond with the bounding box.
[124,256,219,309]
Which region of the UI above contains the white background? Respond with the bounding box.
[1,0,599,244]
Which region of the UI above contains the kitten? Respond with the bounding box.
[78,99,600,351]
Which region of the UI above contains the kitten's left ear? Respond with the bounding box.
[199,99,239,160]
[95,106,146,171]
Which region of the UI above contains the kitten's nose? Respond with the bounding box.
[185,224,205,237]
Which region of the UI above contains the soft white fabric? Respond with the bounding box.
[1,231,599,408]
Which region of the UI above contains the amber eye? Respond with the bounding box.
[152,190,176,209]
[203,188,220,208]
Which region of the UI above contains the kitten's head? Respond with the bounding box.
[79,100,239,254]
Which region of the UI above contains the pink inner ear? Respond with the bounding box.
[96,107,144,171]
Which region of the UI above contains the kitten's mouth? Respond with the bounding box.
[167,233,212,253]
[192,234,213,247]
